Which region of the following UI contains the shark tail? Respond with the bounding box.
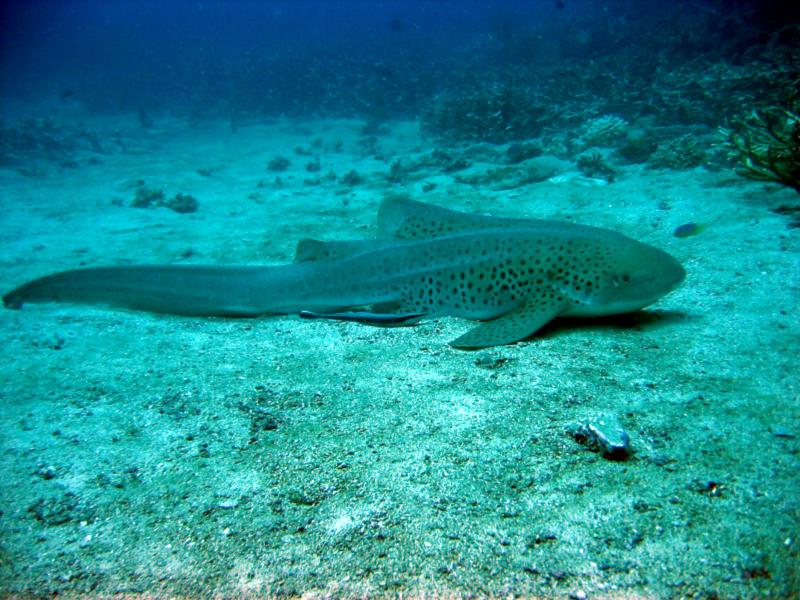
[3,265,288,317]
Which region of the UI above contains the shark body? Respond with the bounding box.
[3,197,685,348]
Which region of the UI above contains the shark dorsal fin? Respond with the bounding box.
[294,239,391,263]
[377,194,537,240]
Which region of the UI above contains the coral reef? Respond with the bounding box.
[421,85,555,143]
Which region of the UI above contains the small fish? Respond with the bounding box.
[3,197,685,348]
[673,222,705,238]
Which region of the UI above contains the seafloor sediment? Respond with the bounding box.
[0,115,798,597]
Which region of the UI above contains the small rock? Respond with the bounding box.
[689,479,725,497]
[526,532,557,547]
[770,425,795,439]
[569,416,631,461]
[474,354,512,369]
[35,465,58,480]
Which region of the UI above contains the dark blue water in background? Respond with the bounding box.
[2,0,795,125]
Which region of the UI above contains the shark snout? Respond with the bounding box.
[655,249,686,294]
[628,246,685,308]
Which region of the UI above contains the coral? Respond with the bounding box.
[164,193,199,214]
[132,186,165,208]
[132,187,198,213]
[341,170,364,186]
[577,153,617,182]
[578,115,628,147]
[721,104,800,193]
[267,156,291,171]
[648,134,707,169]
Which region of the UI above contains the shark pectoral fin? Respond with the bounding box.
[449,298,567,349]
[299,310,425,327]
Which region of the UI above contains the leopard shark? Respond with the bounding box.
[3,196,685,348]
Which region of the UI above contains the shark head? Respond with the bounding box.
[562,238,686,318]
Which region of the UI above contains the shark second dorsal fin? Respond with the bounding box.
[449,296,568,349]
[377,194,538,240]
[294,239,391,263]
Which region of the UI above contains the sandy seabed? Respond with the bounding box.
[0,114,798,598]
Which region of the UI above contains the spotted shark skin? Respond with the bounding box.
[3,196,685,348]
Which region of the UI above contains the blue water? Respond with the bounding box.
[3,0,790,120]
